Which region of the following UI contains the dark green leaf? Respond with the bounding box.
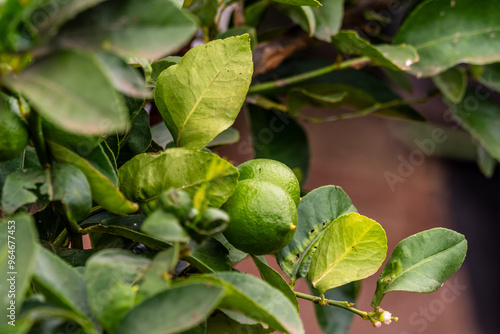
[185,238,232,273]
[212,233,248,264]
[310,281,360,334]
[276,186,356,280]
[271,0,321,7]
[151,56,180,84]
[51,162,91,223]
[54,0,198,59]
[118,148,238,215]
[142,210,190,243]
[32,246,93,320]
[251,255,299,311]
[308,213,387,294]
[1,168,50,215]
[155,35,253,149]
[0,154,24,203]
[117,109,153,165]
[432,67,466,104]
[248,104,310,184]
[278,5,316,37]
[372,228,467,306]
[287,87,347,115]
[449,91,500,161]
[186,0,218,27]
[48,141,139,215]
[394,0,500,77]
[0,213,38,325]
[4,50,129,135]
[86,249,150,332]
[83,214,172,250]
[332,30,419,71]
[206,312,273,334]
[116,283,225,334]
[190,272,305,334]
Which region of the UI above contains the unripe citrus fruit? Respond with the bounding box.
[0,104,29,162]
[222,179,297,255]
[238,159,300,205]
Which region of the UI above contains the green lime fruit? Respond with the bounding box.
[0,105,29,162]
[238,159,300,205]
[222,179,298,255]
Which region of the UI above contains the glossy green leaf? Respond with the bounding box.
[311,281,360,334]
[94,52,150,99]
[449,91,500,161]
[4,50,129,136]
[476,144,496,178]
[49,141,139,215]
[394,0,500,77]
[251,256,299,311]
[54,0,197,59]
[184,238,232,273]
[1,168,50,215]
[0,213,38,327]
[207,312,273,334]
[0,155,24,202]
[32,246,92,320]
[82,214,172,250]
[332,30,419,71]
[116,283,225,334]
[432,67,466,104]
[142,210,190,243]
[86,249,150,332]
[308,212,387,294]
[473,63,500,93]
[155,35,253,149]
[51,162,91,223]
[372,228,467,306]
[44,244,94,267]
[271,0,321,7]
[192,272,305,334]
[118,148,238,215]
[207,128,240,147]
[276,186,357,280]
[311,0,343,42]
[248,104,310,184]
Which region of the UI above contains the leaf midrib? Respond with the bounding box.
[415,26,500,50]
[385,239,466,291]
[175,47,241,146]
[312,224,372,285]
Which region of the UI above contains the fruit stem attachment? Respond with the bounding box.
[27,110,50,169]
[247,56,372,95]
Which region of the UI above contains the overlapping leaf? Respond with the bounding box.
[118,148,238,215]
[372,228,467,306]
[394,0,500,77]
[155,35,253,149]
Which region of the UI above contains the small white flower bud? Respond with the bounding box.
[374,321,382,328]
[381,311,392,325]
